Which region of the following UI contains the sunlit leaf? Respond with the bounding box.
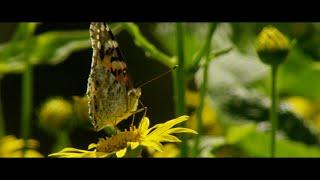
[226,123,256,144]
[12,23,39,41]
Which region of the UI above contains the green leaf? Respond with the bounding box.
[225,123,320,157]
[278,47,320,99]
[225,123,256,144]
[12,23,39,41]
[0,23,39,68]
[0,23,124,74]
[30,30,91,65]
[123,23,175,68]
[0,31,90,74]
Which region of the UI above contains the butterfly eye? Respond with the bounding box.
[123,70,127,76]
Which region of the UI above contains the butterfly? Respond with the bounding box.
[87,22,143,132]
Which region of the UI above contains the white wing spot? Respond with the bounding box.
[97,41,101,49]
[112,41,118,48]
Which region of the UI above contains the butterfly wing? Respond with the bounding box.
[87,22,131,131]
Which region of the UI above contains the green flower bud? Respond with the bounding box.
[256,26,291,66]
[39,97,73,130]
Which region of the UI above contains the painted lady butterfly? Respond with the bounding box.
[87,22,142,131]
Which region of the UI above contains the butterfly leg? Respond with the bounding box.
[131,113,136,127]
[139,100,148,117]
[130,100,147,127]
[112,117,118,135]
[130,107,147,127]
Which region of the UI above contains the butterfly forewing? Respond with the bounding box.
[87,22,141,132]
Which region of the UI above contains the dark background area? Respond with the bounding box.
[0,23,175,155]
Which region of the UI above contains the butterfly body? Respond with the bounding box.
[87,22,141,132]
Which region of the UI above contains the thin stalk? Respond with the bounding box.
[193,23,216,156]
[21,61,33,156]
[124,23,176,68]
[17,23,37,157]
[189,23,217,73]
[174,23,187,157]
[52,131,71,153]
[0,79,5,139]
[270,65,278,157]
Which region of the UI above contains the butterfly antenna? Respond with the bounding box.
[137,65,178,88]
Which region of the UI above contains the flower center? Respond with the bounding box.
[96,127,140,153]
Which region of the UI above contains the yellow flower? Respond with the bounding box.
[49,115,197,158]
[137,115,197,151]
[39,97,73,130]
[256,26,290,52]
[185,90,200,108]
[0,135,43,158]
[256,26,291,66]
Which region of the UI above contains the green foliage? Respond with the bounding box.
[0,23,123,74]
[278,48,320,99]
[146,22,320,157]
[123,23,176,68]
[225,123,320,157]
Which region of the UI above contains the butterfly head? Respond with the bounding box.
[128,88,141,98]
[127,88,142,113]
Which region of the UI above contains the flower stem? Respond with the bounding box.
[188,23,216,157]
[21,61,33,156]
[124,23,176,68]
[174,23,187,157]
[189,23,217,73]
[52,131,71,153]
[0,79,5,139]
[270,65,278,157]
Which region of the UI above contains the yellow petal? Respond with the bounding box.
[59,147,90,153]
[88,143,97,150]
[116,148,127,158]
[148,116,189,137]
[130,142,139,150]
[141,140,163,152]
[49,148,110,158]
[145,126,157,135]
[95,152,110,158]
[166,127,198,134]
[49,152,83,158]
[156,134,181,142]
[138,117,150,135]
[48,147,103,158]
